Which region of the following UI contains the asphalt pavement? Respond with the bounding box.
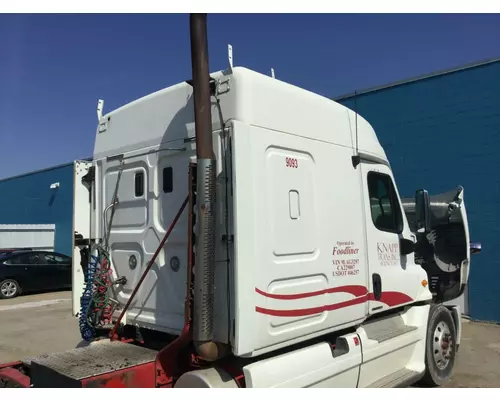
[1,291,499,387]
[0,290,80,364]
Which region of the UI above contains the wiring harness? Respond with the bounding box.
[79,244,117,342]
[79,160,124,342]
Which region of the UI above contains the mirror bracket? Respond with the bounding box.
[415,189,431,233]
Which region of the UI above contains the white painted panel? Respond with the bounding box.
[0,224,55,252]
[244,333,362,388]
[72,160,93,317]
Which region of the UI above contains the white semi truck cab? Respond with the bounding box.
[0,14,479,389]
[70,64,474,387]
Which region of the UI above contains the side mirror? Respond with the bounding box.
[470,241,482,254]
[415,189,431,233]
[400,238,415,255]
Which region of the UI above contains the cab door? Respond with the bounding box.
[414,186,471,302]
[360,162,429,315]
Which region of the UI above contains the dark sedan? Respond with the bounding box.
[0,248,33,258]
[0,251,72,299]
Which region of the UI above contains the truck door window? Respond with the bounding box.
[367,172,403,234]
[134,171,144,197]
[163,167,173,193]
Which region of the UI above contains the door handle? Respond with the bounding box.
[372,273,382,301]
[103,197,119,236]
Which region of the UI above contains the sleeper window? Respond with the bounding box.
[163,167,173,193]
[367,172,403,234]
[135,172,144,197]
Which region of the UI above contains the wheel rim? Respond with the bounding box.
[432,320,453,370]
[1,281,17,297]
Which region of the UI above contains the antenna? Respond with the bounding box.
[351,90,361,168]
[228,44,233,71]
[271,68,275,78]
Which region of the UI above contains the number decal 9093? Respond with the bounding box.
[285,157,299,168]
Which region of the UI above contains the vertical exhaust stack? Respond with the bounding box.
[190,13,228,361]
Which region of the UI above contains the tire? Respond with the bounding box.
[419,304,457,387]
[0,279,20,299]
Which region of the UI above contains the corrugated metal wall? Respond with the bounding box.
[0,163,74,256]
[0,224,56,251]
[337,60,500,322]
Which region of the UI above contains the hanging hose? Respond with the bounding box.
[79,249,99,341]
[79,161,124,342]
[94,255,114,325]
[78,244,117,341]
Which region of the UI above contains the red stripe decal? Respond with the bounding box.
[255,285,368,299]
[367,292,413,307]
[256,295,368,317]
[255,290,414,317]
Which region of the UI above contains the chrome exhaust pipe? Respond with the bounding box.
[189,13,228,362]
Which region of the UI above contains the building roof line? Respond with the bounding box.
[0,157,92,183]
[334,57,500,101]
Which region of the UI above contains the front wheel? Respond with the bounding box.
[419,304,457,387]
[0,279,20,299]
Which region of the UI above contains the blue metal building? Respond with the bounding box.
[336,58,500,323]
[0,59,498,321]
[0,162,75,257]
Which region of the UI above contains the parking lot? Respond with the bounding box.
[442,319,500,388]
[0,291,499,387]
[0,291,80,364]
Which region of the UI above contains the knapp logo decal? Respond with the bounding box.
[377,242,399,266]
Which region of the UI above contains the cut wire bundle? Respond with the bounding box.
[79,244,118,341]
